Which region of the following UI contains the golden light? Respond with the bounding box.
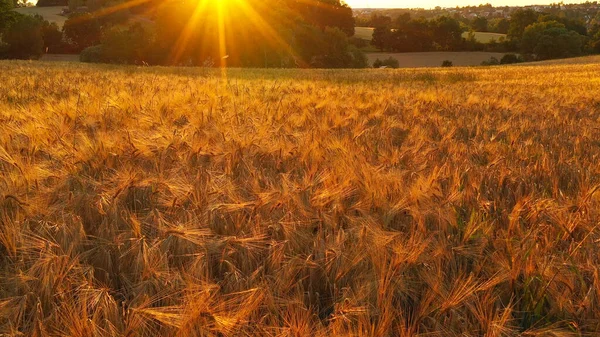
[79,0,340,69]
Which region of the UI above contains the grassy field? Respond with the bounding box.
[13,6,67,28]
[463,31,508,43]
[355,27,507,44]
[367,51,508,67]
[2,59,600,336]
[355,26,375,40]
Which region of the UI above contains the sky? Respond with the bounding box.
[346,0,589,9]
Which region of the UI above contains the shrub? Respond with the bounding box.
[80,45,104,63]
[348,36,368,49]
[373,57,399,68]
[100,23,155,64]
[348,45,368,68]
[500,53,522,64]
[481,56,500,66]
[441,60,453,67]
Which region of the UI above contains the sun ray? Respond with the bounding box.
[65,0,153,25]
[229,0,308,67]
[167,0,211,65]
[217,0,228,78]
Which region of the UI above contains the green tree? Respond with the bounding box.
[287,0,355,36]
[371,26,391,51]
[92,23,155,64]
[490,18,510,34]
[508,9,539,41]
[471,16,488,32]
[0,0,20,32]
[2,14,44,58]
[431,16,464,51]
[521,21,585,60]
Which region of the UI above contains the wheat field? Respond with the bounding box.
[1,60,600,336]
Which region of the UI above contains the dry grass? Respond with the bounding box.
[1,60,600,336]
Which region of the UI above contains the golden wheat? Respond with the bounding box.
[1,60,600,336]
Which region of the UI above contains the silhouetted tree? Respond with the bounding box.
[63,13,102,51]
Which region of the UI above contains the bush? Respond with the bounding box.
[373,57,399,68]
[481,56,500,66]
[348,36,368,49]
[80,45,104,63]
[100,23,156,64]
[441,60,453,67]
[500,53,522,64]
[348,45,368,68]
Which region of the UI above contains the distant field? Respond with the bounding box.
[13,6,67,28]
[367,51,508,67]
[463,31,507,43]
[355,26,375,40]
[2,60,600,335]
[355,27,507,44]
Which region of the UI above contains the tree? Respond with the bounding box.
[508,9,539,41]
[471,16,488,32]
[40,18,64,53]
[81,0,366,68]
[371,26,391,51]
[431,16,464,51]
[0,0,20,32]
[369,13,391,28]
[538,14,587,36]
[63,13,102,51]
[94,23,155,64]
[2,14,44,59]
[287,0,355,36]
[521,20,585,60]
[490,18,510,34]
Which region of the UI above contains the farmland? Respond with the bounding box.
[13,6,67,28]
[354,26,507,44]
[2,59,600,336]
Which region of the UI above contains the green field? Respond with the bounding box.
[2,58,600,335]
[355,26,507,44]
[13,6,67,28]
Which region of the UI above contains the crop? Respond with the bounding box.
[1,60,600,336]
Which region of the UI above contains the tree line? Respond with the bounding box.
[0,0,368,68]
[369,9,600,60]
